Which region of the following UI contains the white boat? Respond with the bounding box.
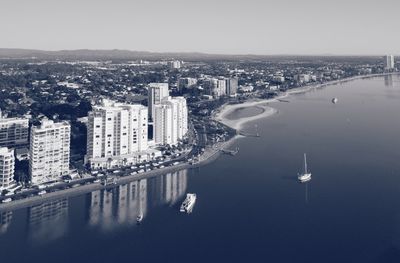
[180,193,197,213]
[332,97,338,104]
[38,190,47,196]
[298,153,312,183]
[136,213,143,224]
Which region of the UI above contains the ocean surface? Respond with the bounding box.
[1,75,400,263]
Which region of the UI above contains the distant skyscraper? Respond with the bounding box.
[29,119,70,185]
[384,55,395,70]
[0,147,15,191]
[207,78,227,98]
[86,100,149,169]
[168,60,181,69]
[0,113,29,149]
[148,83,169,121]
[177,77,197,91]
[153,97,188,146]
[226,77,238,96]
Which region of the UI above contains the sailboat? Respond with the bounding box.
[298,153,312,183]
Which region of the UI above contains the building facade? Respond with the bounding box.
[178,77,197,91]
[384,55,395,70]
[148,83,169,121]
[226,77,238,96]
[0,114,29,149]
[29,119,70,185]
[0,147,15,191]
[86,100,157,169]
[153,97,188,146]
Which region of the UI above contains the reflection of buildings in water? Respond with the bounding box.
[384,75,393,87]
[148,170,188,207]
[164,170,187,206]
[28,199,68,243]
[88,179,147,230]
[88,170,188,230]
[0,211,12,235]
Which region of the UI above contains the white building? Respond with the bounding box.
[153,97,188,146]
[0,111,29,149]
[294,74,311,84]
[154,104,173,145]
[86,100,160,169]
[168,60,181,69]
[29,119,71,185]
[148,83,169,121]
[384,55,395,70]
[0,147,15,191]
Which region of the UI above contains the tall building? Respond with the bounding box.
[153,97,188,146]
[168,60,181,69]
[29,119,70,185]
[0,113,29,149]
[384,55,395,70]
[154,104,173,145]
[226,77,238,96]
[0,147,15,191]
[177,77,197,91]
[86,100,157,169]
[148,83,169,121]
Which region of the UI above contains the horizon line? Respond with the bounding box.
[0,47,397,58]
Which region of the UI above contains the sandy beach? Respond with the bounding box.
[214,72,398,132]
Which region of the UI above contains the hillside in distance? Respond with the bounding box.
[0,48,384,63]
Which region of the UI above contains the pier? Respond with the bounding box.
[239,124,260,137]
[221,146,239,156]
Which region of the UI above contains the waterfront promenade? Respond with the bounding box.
[0,135,238,212]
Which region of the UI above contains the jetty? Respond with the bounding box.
[221,146,239,156]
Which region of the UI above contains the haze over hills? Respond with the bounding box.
[0,48,386,63]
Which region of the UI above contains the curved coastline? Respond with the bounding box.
[0,72,397,212]
[214,72,399,132]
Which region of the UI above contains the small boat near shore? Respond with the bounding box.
[180,193,197,213]
[332,97,338,104]
[298,153,312,183]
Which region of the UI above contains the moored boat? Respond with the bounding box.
[298,153,312,183]
[180,193,197,213]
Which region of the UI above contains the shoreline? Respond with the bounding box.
[0,72,397,212]
[214,72,399,132]
[0,135,238,212]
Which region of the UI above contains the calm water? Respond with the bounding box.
[1,75,400,263]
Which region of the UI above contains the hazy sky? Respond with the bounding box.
[1,0,399,55]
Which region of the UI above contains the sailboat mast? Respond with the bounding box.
[304,153,307,174]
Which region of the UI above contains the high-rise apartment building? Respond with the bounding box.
[226,77,238,96]
[177,77,197,91]
[0,112,29,149]
[153,97,188,146]
[384,55,395,70]
[154,104,173,145]
[0,147,15,191]
[86,100,153,169]
[168,60,181,69]
[148,83,169,121]
[29,119,70,185]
